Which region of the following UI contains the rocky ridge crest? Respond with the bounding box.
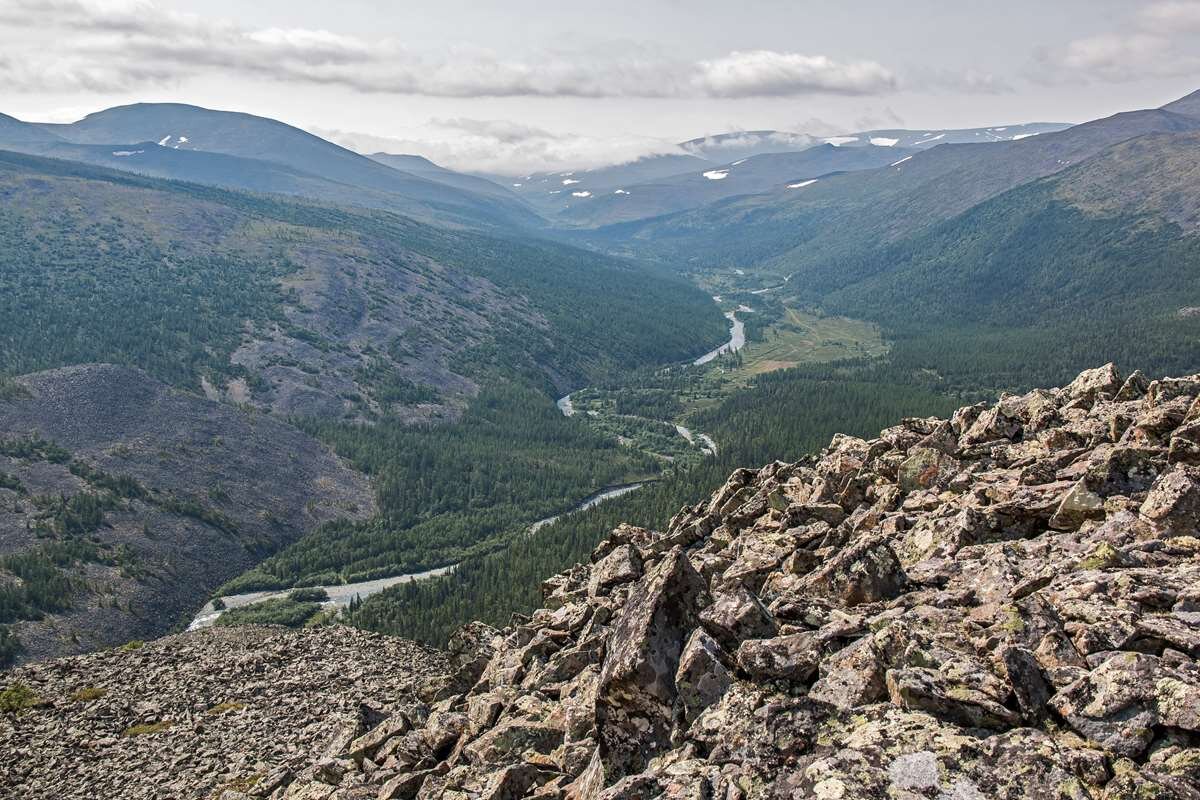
[281,364,1200,799]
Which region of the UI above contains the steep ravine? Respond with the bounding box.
[5,364,1200,799]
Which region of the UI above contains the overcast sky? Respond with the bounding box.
[2,0,1199,173]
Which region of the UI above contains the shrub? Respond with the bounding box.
[287,587,329,603]
[0,681,39,713]
[122,720,172,736]
[214,597,320,628]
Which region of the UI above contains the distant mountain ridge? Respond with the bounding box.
[555,143,920,228]
[503,122,1070,225]
[594,93,1200,275]
[6,103,540,230]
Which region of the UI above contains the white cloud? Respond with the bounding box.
[1034,2,1200,83]
[316,120,690,176]
[680,130,818,157]
[0,1,897,100]
[694,50,897,97]
[1140,1,1200,33]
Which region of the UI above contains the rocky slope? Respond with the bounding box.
[281,364,1200,799]
[0,627,447,799]
[5,364,1200,798]
[0,365,373,663]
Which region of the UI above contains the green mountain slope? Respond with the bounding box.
[813,131,1200,386]
[0,149,726,420]
[593,102,1200,283]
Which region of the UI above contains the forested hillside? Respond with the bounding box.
[346,97,1200,646]
[589,98,1200,276]
[222,382,663,592]
[0,148,727,662]
[0,150,726,420]
[350,365,958,643]
[0,365,373,664]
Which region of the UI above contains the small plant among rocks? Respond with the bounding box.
[0,682,40,713]
[121,720,172,737]
[70,687,108,702]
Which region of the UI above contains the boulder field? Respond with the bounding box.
[6,364,1200,798]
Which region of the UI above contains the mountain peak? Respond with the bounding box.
[1160,88,1200,119]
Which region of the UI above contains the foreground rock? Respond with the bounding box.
[275,365,1200,799]
[7,364,1200,798]
[0,626,447,800]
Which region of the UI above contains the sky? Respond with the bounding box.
[1,0,1199,174]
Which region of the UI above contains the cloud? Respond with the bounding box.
[791,117,846,138]
[1140,1,1200,33]
[694,50,897,97]
[0,0,896,100]
[908,66,1013,95]
[317,120,690,176]
[1033,2,1200,84]
[678,130,818,157]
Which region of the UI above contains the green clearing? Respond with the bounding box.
[733,308,887,377]
[562,288,889,465]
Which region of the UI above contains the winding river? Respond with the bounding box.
[188,564,457,630]
[527,482,647,535]
[693,303,753,365]
[190,484,651,630]
[192,294,754,630]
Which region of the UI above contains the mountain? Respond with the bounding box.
[829,130,1200,317]
[30,103,539,229]
[9,364,1200,798]
[556,143,918,228]
[0,149,724,419]
[505,124,1070,223]
[368,152,520,202]
[596,97,1200,279]
[502,153,719,214]
[829,121,1068,149]
[0,113,63,145]
[0,139,504,225]
[1162,87,1200,118]
[0,148,729,663]
[0,364,373,662]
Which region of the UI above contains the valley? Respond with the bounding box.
[1,89,1200,672]
[7,5,1200,798]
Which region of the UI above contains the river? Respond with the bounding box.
[188,564,458,630]
[190,482,650,629]
[694,306,750,365]
[527,482,648,535]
